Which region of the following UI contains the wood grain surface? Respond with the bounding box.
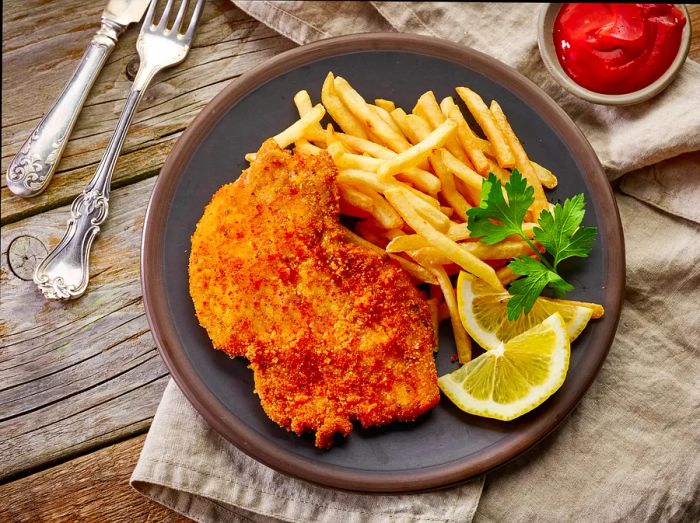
[1,2,698,522]
[1,0,293,225]
[0,177,170,480]
[0,434,190,522]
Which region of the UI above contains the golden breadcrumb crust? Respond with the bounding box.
[189,140,439,447]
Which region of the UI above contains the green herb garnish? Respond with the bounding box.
[467,169,597,320]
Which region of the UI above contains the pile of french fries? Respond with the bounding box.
[245,72,581,363]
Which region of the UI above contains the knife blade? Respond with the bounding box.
[6,0,152,198]
[104,0,152,26]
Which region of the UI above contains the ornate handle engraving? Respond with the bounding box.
[34,190,109,299]
[34,77,151,299]
[32,0,200,300]
[6,18,125,198]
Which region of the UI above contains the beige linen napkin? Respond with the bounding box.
[132,3,700,521]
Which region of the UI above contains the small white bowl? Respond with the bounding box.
[537,3,691,105]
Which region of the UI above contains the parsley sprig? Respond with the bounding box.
[466,170,597,320]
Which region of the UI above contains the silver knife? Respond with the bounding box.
[6,0,151,198]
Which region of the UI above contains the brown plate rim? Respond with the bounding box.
[141,32,625,493]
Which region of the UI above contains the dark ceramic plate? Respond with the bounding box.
[142,33,624,493]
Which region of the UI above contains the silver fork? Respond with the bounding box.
[34,0,204,300]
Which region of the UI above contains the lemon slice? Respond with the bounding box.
[457,272,593,351]
[438,313,570,420]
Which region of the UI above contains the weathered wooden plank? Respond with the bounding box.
[0,177,170,480]
[0,433,191,522]
[691,5,700,62]
[1,0,294,224]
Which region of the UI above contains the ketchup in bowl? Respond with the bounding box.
[553,4,687,95]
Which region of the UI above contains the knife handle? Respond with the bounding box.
[6,17,126,198]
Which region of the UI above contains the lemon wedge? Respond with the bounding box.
[457,271,593,351]
[438,313,570,420]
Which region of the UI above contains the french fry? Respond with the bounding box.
[272,103,326,148]
[386,234,430,253]
[429,149,471,219]
[370,104,405,138]
[441,98,490,175]
[391,107,420,144]
[431,265,471,362]
[456,86,515,168]
[402,114,470,218]
[343,227,438,285]
[532,161,558,189]
[326,141,346,163]
[401,184,442,207]
[374,98,396,112]
[292,90,325,154]
[333,150,384,171]
[333,76,412,152]
[294,141,323,155]
[518,222,538,239]
[447,221,471,241]
[313,129,438,187]
[337,184,374,213]
[333,151,440,195]
[384,188,504,290]
[388,236,538,260]
[413,91,470,164]
[377,119,457,177]
[321,72,368,139]
[465,240,538,260]
[383,228,405,240]
[333,132,395,158]
[364,189,404,229]
[245,152,257,162]
[541,297,605,318]
[394,169,442,196]
[336,170,443,229]
[399,188,451,232]
[440,149,486,196]
[389,108,432,170]
[455,177,481,207]
[440,206,454,217]
[306,128,400,162]
[496,265,520,285]
[337,169,387,193]
[489,100,547,219]
[293,90,317,120]
[486,157,512,184]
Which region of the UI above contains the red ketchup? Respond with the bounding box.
[553,4,686,95]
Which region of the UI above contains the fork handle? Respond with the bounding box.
[6,17,126,198]
[33,65,158,300]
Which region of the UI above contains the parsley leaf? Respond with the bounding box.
[533,194,597,269]
[466,170,533,244]
[507,256,574,320]
[466,170,597,320]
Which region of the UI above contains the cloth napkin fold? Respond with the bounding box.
[132,3,700,522]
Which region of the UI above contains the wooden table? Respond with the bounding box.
[1,2,698,520]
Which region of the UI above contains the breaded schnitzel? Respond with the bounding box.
[189,140,439,447]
